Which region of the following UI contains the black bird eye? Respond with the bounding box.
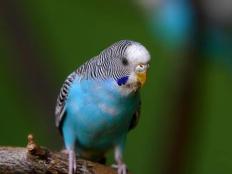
[122,57,128,66]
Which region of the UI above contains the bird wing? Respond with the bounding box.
[129,100,141,131]
[55,72,77,134]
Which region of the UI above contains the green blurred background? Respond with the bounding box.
[0,0,231,174]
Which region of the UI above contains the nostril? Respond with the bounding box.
[135,64,147,73]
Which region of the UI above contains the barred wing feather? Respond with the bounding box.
[55,72,77,133]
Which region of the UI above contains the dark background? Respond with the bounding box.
[0,0,231,173]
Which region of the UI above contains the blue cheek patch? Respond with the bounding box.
[117,76,129,86]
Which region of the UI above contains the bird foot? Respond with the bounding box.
[68,149,77,174]
[111,163,127,174]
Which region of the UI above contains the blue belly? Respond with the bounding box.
[62,76,140,151]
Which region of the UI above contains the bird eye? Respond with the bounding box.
[122,58,128,66]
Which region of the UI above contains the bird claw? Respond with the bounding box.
[111,163,127,174]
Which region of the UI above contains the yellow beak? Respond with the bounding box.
[136,72,147,87]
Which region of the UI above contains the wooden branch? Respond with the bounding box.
[0,134,122,174]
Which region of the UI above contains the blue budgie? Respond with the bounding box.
[55,40,151,174]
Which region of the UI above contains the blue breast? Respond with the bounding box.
[62,75,140,151]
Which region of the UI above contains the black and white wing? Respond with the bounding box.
[129,100,141,131]
[55,72,77,133]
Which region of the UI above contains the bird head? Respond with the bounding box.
[76,40,151,94]
[106,40,151,93]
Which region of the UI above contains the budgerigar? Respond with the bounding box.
[55,40,151,174]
